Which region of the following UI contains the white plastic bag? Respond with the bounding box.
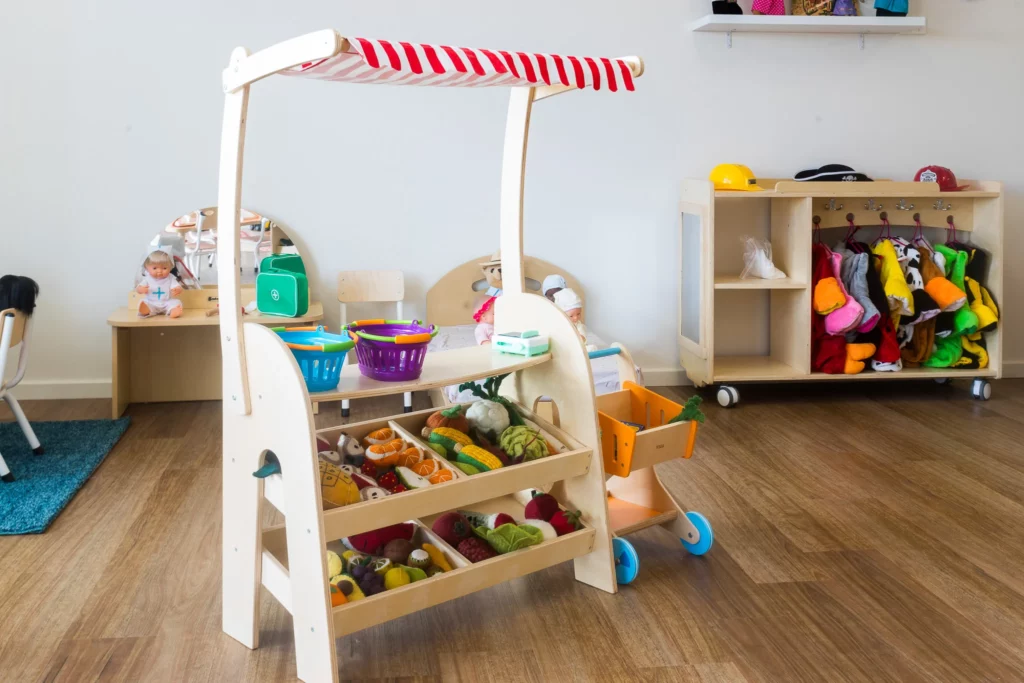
[739,236,786,280]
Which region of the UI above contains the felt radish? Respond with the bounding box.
[432,512,472,547]
[459,510,516,530]
[524,491,560,522]
[549,509,582,536]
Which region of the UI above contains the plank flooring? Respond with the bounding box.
[1,379,1023,682]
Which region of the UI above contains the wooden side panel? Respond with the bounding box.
[970,190,1004,378]
[337,271,405,304]
[770,198,813,374]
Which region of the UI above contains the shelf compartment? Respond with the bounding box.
[607,496,677,537]
[714,355,804,382]
[805,367,997,382]
[338,493,595,637]
[308,345,551,402]
[689,14,926,35]
[714,276,806,290]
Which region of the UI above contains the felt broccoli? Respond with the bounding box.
[668,395,705,425]
[457,373,525,437]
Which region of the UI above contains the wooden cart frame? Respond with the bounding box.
[215,30,644,682]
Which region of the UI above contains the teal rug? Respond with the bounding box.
[0,418,130,534]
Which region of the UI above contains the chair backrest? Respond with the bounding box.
[0,308,26,349]
[338,271,404,304]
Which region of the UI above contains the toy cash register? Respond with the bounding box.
[493,330,550,357]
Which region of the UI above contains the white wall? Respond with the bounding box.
[2,0,1022,397]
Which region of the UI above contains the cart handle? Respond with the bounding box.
[588,347,622,359]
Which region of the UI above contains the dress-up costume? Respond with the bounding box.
[833,243,881,334]
[872,239,913,318]
[137,274,182,317]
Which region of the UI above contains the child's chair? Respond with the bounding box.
[338,270,411,417]
[0,309,43,482]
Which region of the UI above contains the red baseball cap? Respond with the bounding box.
[914,166,970,192]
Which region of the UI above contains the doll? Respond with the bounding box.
[0,275,39,315]
[542,274,566,301]
[751,0,785,15]
[479,252,502,297]
[136,250,183,318]
[553,288,596,351]
[473,296,497,345]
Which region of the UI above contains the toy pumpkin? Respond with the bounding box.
[420,405,470,438]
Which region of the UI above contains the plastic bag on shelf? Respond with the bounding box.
[739,236,787,280]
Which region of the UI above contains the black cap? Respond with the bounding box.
[795,164,873,182]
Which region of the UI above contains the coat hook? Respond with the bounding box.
[864,199,882,212]
[933,199,952,211]
[823,198,843,211]
[895,199,914,211]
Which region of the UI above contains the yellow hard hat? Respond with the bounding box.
[709,164,764,192]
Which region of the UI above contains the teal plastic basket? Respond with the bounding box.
[273,325,355,392]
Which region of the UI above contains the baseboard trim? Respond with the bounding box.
[14,379,112,400]
[1003,360,1024,379]
[642,367,691,387]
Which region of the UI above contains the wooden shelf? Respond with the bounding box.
[607,496,677,536]
[805,367,998,382]
[689,14,926,35]
[714,276,806,290]
[309,346,551,402]
[714,356,803,382]
[107,302,324,328]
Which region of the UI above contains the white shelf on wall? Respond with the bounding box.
[689,14,926,34]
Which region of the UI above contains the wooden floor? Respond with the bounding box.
[2,379,1024,682]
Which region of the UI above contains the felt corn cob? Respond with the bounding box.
[428,427,474,456]
[456,445,504,472]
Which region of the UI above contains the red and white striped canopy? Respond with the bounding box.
[282,36,637,92]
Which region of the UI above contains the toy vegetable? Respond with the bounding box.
[499,425,549,462]
[466,400,510,442]
[456,373,524,435]
[421,405,470,437]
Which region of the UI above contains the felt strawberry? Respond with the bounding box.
[377,471,398,490]
[360,460,378,479]
[432,512,473,547]
[549,509,582,536]
[390,483,407,493]
[457,536,497,563]
[524,492,560,522]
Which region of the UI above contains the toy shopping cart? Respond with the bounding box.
[589,348,712,585]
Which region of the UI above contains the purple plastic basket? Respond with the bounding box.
[344,320,438,382]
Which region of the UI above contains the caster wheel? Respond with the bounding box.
[1,473,14,483]
[716,385,739,408]
[972,379,992,401]
[403,406,413,414]
[32,446,44,455]
[680,511,714,556]
[934,377,951,385]
[612,537,640,585]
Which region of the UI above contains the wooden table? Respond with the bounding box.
[107,303,323,418]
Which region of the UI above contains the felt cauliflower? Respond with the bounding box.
[499,426,550,462]
[466,401,510,442]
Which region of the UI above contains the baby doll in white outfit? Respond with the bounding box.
[554,288,596,351]
[136,250,183,318]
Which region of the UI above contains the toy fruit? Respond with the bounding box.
[319,460,361,509]
[426,443,447,458]
[432,512,473,547]
[407,549,431,570]
[360,460,378,479]
[377,471,398,490]
[428,468,454,484]
[428,427,473,456]
[316,437,332,452]
[337,433,366,466]
[421,543,452,572]
[330,573,365,601]
[397,446,424,468]
[318,450,342,465]
[350,472,376,490]
[360,486,389,501]
[522,519,557,541]
[384,567,411,590]
[456,445,504,473]
[366,438,405,467]
[402,565,428,582]
[453,462,480,476]
[524,491,560,522]
[363,427,396,446]
[460,510,516,530]
[371,557,392,576]
[344,523,415,555]
[550,509,582,536]
[390,483,407,493]
[412,459,439,477]
[359,572,386,596]
[395,466,431,490]
[457,536,498,563]
[421,405,471,438]
[329,583,348,607]
[466,400,511,442]
[426,565,444,577]
[326,550,343,578]
[499,426,550,462]
[383,538,415,566]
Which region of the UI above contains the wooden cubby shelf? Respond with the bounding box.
[714,276,806,290]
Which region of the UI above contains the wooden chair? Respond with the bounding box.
[0,309,43,482]
[337,271,411,416]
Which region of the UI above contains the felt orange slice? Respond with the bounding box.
[428,468,454,484]
[412,459,438,477]
[366,438,405,467]
[397,447,424,468]
[363,427,396,447]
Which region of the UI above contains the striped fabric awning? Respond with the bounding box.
[281,36,637,92]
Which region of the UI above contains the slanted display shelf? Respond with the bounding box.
[689,14,926,48]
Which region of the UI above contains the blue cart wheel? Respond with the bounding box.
[680,511,714,556]
[612,537,640,585]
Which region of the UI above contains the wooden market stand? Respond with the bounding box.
[215,30,646,682]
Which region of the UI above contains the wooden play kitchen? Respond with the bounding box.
[213,30,707,683]
[678,178,1004,407]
